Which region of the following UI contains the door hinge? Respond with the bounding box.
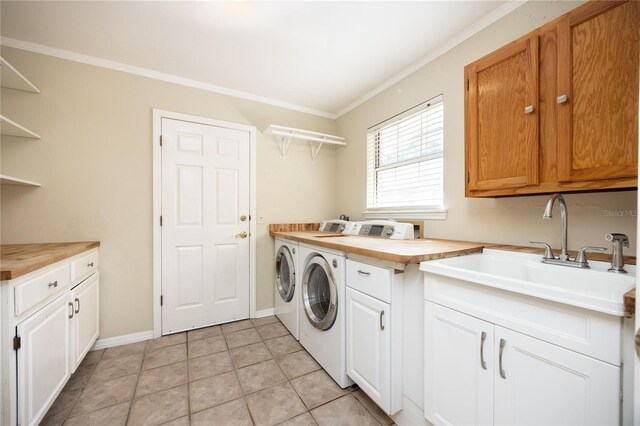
[467,170,470,183]
[249,215,251,221]
[466,79,469,91]
[160,135,163,146]
[160,216,163,226]
[160,295,163,306]
[13,336,21,351]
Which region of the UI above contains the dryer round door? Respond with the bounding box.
[276,246,295,302]
[302,255,338,331]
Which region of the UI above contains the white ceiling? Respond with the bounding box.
[1,1,522,118]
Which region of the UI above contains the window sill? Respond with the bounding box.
[362,208,448,220]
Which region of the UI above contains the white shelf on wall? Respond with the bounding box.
[0,174,41,187]
[0,57,40,93]
[0,115,41,139]
[264,124,345,160]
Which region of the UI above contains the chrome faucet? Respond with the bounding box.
[605,233,629,273]
[531,193,607,268]
[543,194,569,260]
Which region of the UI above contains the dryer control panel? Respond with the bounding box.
[350,220,414,240]
[319,219,356,234]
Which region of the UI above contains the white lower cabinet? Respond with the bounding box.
[425,301,620,426]
[16,293,71,426]
[346,287,391,411]
[70,273,100,372]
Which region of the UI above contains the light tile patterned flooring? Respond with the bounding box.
[43,316,395,425]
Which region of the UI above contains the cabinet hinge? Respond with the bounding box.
[466,79,469,91]
[13,336,21,351]
[160,135,163,146]
[160,216,163,226]
[467,170,470,184]
[160,295,164,306]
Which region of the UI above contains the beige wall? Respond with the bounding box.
[335,0,638,253]
[1,47,337,338]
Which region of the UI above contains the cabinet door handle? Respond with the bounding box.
[75,297,80,314]
[524,105,534,114]
[499,338,506,379]
[48,280,58,288]
[556,94,568,104]
[380,310,385,331]
[68,302,74,319]
[87,262,94,267]
[357,270,371,276]
[480,331,487,370]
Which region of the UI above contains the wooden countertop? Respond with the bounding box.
[272,231,484,264]
[1,242,101,280]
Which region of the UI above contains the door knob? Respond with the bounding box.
[236,231,248,238]
[240,215,248,221]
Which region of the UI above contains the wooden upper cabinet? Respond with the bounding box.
[557,0,639,183]
[465,36,539,193]
[465,0,639,197]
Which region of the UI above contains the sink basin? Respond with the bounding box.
[420,249,635,316]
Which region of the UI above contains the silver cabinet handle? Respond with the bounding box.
[556,94,568,104]
[380,310,385,331]
[524,105,534,114]
[74,297,80,314]
[68,302,74,319]
[48,280,58,288]
[87,262,94,267]
[357,270,371,276]
[499,338,506,379]
[480,331,487,370]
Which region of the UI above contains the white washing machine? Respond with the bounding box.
[274,237,299,340]
[298,242,351,388]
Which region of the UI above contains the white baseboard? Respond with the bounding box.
[91,330,154,351]
[392,394,431,426]
[254,308,275,318]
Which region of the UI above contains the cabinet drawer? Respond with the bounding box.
[14,263,71,316]
[346,260,392,303]
[71,250,99,282]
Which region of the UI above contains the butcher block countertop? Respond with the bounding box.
[0,242,100,280]
[271,231,484,264]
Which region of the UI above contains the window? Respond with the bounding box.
[365,95,445,219]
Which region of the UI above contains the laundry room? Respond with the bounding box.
[0,1,638,425]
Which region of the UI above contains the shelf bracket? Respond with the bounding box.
[310,138,326,161]
[279,135,293,158]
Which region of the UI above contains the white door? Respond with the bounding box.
[161,117,250,334]
[17,293,71,426]
[346,287,391,413]
[424,302,494,426]
[494,325,620,426]
[70,273,100,371]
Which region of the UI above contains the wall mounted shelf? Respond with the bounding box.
[264,124,345,160]
[0,115,41,139]
[1,57,40,93]
[0,175,41,187]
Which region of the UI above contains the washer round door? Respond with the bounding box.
[302,255,338,331]
[276,246,295,302]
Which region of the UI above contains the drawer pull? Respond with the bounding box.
[68,302,75,319]
[556,94,568,104]
[48,281,58,288]
[480,331,487,370]
[380,310,385,331]
[499,338,506,379]
[74,297,80,314]
[524,105,534,114]
[87,262,94,267]
[357,270,371,276]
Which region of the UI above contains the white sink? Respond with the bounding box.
[420,249,635,316]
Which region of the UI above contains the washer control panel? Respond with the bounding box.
[350,220,414,240]
[319,219,356,234]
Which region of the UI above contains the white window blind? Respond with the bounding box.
[366,95,444,214]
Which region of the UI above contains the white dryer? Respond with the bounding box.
[298,243,351,388]
[274,238,299,339]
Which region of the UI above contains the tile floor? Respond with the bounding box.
[43,316,395,426]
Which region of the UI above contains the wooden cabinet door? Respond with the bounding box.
[17,293,71,426]
[465,35,539,193]
[557,0,640,182]
[494,326,619,426]
[346,287,391,414]
[424,302,494,425]
[70,273,100,371]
